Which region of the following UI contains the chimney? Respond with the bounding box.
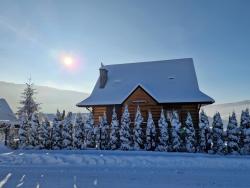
[99,63,108,88]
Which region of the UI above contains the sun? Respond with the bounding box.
[62,56,74,67]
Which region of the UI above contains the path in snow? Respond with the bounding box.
[0,150,250,188]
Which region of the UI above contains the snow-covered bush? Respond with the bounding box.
[84,112,95,148]
[170,111,181,152]
[198,110,212,153]
[156,109,169,151]
[62,112,74,149]
[227,112,240,154]
[74,113,85,149]
[133,105,144,150]
[184,112,196,153]
[18,113,30,149]
[240,109,250,154]
[212,112,225,154]
[109,107,120,150]
[145,111,156,151]
[120,105,132,150]
[52,110,65,150]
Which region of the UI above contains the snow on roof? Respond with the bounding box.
[77,58,214,106]
[0,98,17,122]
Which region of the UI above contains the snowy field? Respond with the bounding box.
[0,147,250,188]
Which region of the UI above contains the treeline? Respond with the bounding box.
[17,105,250,155]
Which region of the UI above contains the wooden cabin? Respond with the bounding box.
[77,58,214,129]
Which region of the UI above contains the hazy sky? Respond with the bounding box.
[0,0,249,104]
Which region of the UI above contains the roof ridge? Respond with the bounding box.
[104,58,193,67]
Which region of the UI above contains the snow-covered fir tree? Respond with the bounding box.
[156,109,169,151]
[84,112,95,148]
[170,111,182,152]
[198,110,212,152]
[29,113,40,148]
[94,120,101,149]
[145,111,156,151]
[73,113,85,149]
[212,112,225,154]
[99,112,110,150]
[109,107,120,150]
[227,112,240,154]
[62,112,74,149]
[184,112,196,153]
[18,113,29,149]
[120,105,132,150]
[40,117,52,149]
[133,105,144,150]
[18,78,40,120]
[51,110,65,149]
[240,109,250,154]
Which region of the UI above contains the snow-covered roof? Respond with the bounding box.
[77,58,214,106]
[0,98,17,122]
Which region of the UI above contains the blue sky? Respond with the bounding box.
[0,0,249,104]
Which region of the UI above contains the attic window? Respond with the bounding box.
[168,76,175,80]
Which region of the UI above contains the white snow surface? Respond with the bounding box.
[0,148,250,188]
[77,58,214,106]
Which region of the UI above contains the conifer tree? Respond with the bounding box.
[120,105,132,150]
[62,112,74,149]
[170,111,181,152]
[157,109,169,151]
[18,113,29,149]
[146,111,156,151]
[198,110,212,152]
[74,113,85,149]
[51,110,65,149]
[133,105,144,150]
[18,78,40,120]
[227,112,240,154]
[84,112,95,148]
[240,109,250,154]
[212,112,225,154]
[29,113,40,148]
[184,112,196,153]
[99,112,110,150]
[109,107,120,150]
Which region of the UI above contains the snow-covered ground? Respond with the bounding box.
[0,147,250,188]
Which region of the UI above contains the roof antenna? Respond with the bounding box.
[101,62,105,68]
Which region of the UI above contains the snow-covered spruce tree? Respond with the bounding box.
[38,117,52,149]
[133,105,144,150]
[184,112,196,153]
[109,107,120,150]
[84,112,95,148]
[17,78,40,120]
[240,109,250,154]
[94,118,101,149]
[51,110,65,150]
[74,113,85,149]
[18,113,29,149]
[145,111,156,151]
[120,105,132,150]
[99,112,110,150]
[156,109,169,151]
[170,111,181,152]
[62,112,74,149]
[198,110,212,153]
[29,113,40,149]
[227,112,240,154]
[212,112,225,154]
